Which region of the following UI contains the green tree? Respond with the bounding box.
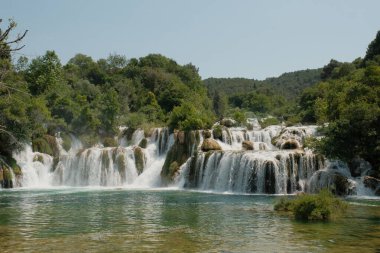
[364,31,380,63]
[100,88,120,133]
[25,51,63,95]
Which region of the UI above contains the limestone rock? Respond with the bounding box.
[201,138,222,152]
[281,139,300,150]
[242,140,254,150]
[133,146,146,175]
[220,118,237,128]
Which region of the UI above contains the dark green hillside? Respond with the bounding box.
[204,68,322,100]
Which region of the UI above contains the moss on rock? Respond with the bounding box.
[139,138,148,149]
[32,135,59,157]
[60,132,72,151]
[103,137,118,147]
[134,147,145,175]
[161,131,201,184]
[212,125,223,141]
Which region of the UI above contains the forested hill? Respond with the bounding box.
[204,68,322,100]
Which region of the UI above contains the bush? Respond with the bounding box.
[212,125,223,140]
[103,137,117,147]
[168,102,214,131]
[260,117,280,128]
[274,189,348,221]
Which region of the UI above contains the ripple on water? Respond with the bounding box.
[0,189,379,252]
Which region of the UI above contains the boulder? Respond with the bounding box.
[242,140,254,150]
[176,131,186,144]
[308,170,355,196]
[349,158,372,177]
[281,139,300,150]
[220,118,236,128]
[363,176,380,196]
[201,138,222,152]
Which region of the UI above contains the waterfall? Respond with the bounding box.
[14,128,173,188]
[216,126,282,151]
[9,120,378,196]
[12,145,54,188]
[178,150,324,194]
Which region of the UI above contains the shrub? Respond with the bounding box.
[212,125,223,140]
[260,117,280,128]
[274,189,348,221]
[103,137,117,147]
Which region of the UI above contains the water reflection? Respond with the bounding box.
[0,189,379,252]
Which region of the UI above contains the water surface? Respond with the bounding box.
[0,189,379,252]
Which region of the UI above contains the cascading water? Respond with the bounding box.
[178,150,324,194]
[176,121,375,195]
[10,119,378,196]
[14,128,173,188]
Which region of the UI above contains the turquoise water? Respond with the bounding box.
[0,189,379,253]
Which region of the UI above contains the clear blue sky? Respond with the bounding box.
[2,0,380,79]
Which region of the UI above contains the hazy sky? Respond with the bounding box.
[2,0,380,79]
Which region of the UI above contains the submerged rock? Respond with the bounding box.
[201,138,222,152]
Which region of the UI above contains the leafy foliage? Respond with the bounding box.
[274,189,348,221]
[296,35,380,171]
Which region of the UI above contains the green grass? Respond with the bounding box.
[274,189,348,221]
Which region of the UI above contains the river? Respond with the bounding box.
[0,188,379,252]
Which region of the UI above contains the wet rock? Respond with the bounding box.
[272,126,317,149]
[308,170,355,196]
[264,161,276,194]
[139,138,148,149]
[33,154,44,163]
[349,158,372,177]
[201,138,222,152]
[242,140,254,150]
[176,131,186,144]
[212,126,223,141]
[133,147,146,175]
[161,131,201,184]
[32,134,59,157]
[366,170,380,179]
[1,167,13,188]
[363,176,380,196]
[220,118,236,128]
[281,139,300,150]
